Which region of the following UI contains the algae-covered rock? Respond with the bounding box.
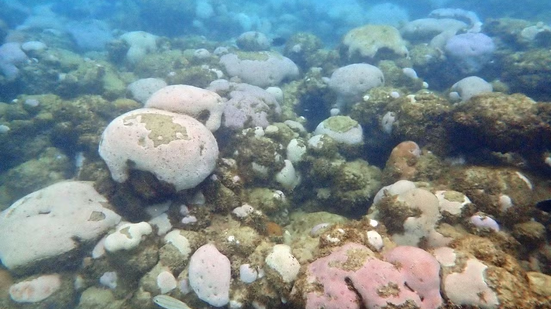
[76,286,125,309]
[350,87,401,129]
[331,160,382,212]
[285,211,348,262]
[284,68,332,130]
[512,221,546,250]
[203,180,241,214]
[248,187,289,215]
[165,65,219,88]
[408,43,444,69]
[133,49,188,77]
[19,47,128,100]
[50,95,140,153]
[445,166,536,226]
[484,18,533,48]
[283,32,324,69]
[0,147,72,206]
[101,68,127,100]
[392,91,452,156]
[527,272,551,298]
[233,132,285,182]
[55,60,106,97]
[501,49,551,100]
[451,93,551,154]
[378,60,424,91]
[0,93,139,206]
[159,229,203,274]
[300,157,381,215]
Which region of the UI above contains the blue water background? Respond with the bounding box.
[2,0,550,47]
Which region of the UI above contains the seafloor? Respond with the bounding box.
[0,3,551,309]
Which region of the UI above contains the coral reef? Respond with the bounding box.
[1,4,551,309]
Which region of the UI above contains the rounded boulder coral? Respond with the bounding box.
[99,108,219,191]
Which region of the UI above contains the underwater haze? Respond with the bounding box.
[1,0,551,309]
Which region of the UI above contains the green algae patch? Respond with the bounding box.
[124,113,190,147]
[324,115,358,133]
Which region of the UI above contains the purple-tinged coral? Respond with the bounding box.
[0,42,28,80]
[445,33,495,74]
